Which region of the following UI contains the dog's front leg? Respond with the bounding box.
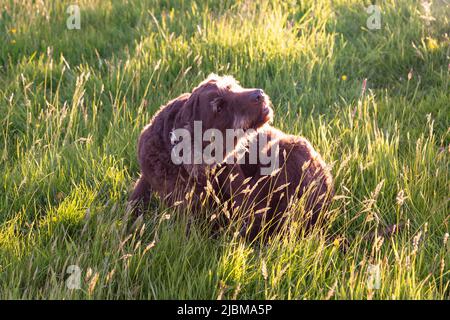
[127,177,153,217]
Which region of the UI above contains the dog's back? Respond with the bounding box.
[239,126,334,239]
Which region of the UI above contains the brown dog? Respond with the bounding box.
[237,125,334,241]
[129,74,273,216]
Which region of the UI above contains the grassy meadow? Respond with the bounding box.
[0,0,449,299]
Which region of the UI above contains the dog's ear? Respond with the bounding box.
[172,92,208,184]
[174,92,199,130]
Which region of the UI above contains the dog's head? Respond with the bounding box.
[173,74,273,183]
[178,74,273,134]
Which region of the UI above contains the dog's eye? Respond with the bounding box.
[215,103,224,113]
[212,97,225,113]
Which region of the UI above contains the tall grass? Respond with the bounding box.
[0,0,448,299]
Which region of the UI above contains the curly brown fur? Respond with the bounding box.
[129,74,273,216]
[238,125,334,241]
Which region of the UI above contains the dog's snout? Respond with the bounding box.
[250,89,265,103]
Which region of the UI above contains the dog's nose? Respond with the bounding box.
[250,89,264,103]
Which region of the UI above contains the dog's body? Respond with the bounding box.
[129,74,333,240]
[238,125,334,240]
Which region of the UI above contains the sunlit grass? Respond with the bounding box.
[0,0,448,299]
